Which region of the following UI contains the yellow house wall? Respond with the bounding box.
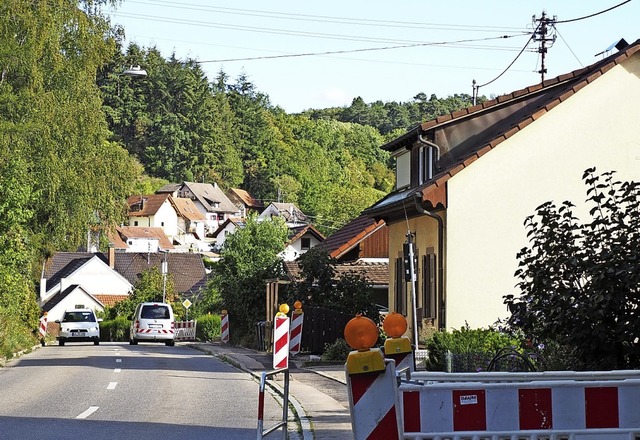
[445,55,640,329]
[387,213,441,337]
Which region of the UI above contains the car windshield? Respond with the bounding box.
[141,305,170,320]
[63,311,95,322]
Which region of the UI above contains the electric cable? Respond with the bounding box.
[555,0,631,24]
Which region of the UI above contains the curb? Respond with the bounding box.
[188,343,313,440]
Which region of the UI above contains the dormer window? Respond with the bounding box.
[395,151,411,190]
[419,144,436,184]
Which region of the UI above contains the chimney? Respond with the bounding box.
[108,246,115,268]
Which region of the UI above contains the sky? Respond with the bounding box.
[105,0,639,113]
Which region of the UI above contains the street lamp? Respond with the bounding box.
[122,65,147,77]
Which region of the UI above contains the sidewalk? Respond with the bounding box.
[188,341,353,440]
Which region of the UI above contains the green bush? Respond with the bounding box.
[424,324,521,372]
[196,314,221,341]
[100,316,131,342]
[0,310,38,360]
[322,338,351,362]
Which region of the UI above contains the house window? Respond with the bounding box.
[419,145,435,184]
[161,221,165,227]
[134,221,139,226]
[395,151,410,190]
[395,257,407,315]
[422,253,437,319]
[301,237,311,250]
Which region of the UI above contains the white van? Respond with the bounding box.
[130,302,175,346]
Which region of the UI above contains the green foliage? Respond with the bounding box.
[424,325,520,372]
[321,338,351,362]
[287,248,379,320]
[100,316,131,342]
[103,268,177,320]
[212,215,289,344]
[195,314,221,341]
[504,169,640,370]
[0,309,38,360]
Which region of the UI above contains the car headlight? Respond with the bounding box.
[90,327,98,332]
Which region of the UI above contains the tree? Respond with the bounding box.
[110,267,177,320]
[211,215,289,343]
[504,168,640,370]
[287,248,379,320]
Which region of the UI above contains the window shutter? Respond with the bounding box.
[422,253,436,319]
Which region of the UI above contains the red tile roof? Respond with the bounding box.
[127,193,171,217]
[366,39,640,217]
[315,215,386,259]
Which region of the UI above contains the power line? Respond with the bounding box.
[199,34,529,64]
[555,0,632,24]
[121,0,527,34]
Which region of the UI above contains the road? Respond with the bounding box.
[0,342,283,440]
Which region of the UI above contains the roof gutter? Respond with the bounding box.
[413,193,445,330]
[417,134,441,180]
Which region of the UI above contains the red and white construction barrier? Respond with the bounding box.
[400,376,640,439]
[273,313,290,369]
[220,311,229,343]
[289,310,303,356]
[175,320,196,341]
[347,359,402,440]
[39,314,48,341]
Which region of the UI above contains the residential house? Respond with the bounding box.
[211,217,246,251]
[171,197,207,248]
[157,182,237,234]
[291,214,390,307]
[226,188,264,218]
[363,39,640,340]
[281,224,325,261]
[108,226,174,253]
[39,251,133,321]
[259,202,308,226]
[40,250,208,320]
[127,193,178,239]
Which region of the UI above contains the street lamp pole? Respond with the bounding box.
[161,250,168,303]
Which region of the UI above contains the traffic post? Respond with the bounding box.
[220,310,229,344]
[344,314,402,440]
[273,303,290,369]
[289,300,303,356]
[39,312,48,346]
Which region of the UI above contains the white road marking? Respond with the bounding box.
[107,382,117,390]
[76,406,99,419]
[114,368,121,373]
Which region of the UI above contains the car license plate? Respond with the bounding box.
[149,324,162,329]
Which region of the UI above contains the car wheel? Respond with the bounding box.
[129,338,137,345]
[165,340,175,347]
[94,340,99,346]
[59,339,65,346]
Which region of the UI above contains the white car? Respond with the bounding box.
[130,302,175,346]
[56,309,101,346]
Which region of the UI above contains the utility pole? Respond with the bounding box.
[532,11,557,84]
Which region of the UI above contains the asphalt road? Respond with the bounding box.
[0,342,282,440]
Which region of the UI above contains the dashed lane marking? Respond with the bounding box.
[76,406,99,419]
[107,382,117,390]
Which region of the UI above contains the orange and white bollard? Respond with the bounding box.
[220,310,229,344]
[273,304,290,369]
[383,312,414,373]
[39,312,48,346]
[289,300,304,356]
[345,314,402,440]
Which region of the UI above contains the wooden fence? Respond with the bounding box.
[300,306,352,354]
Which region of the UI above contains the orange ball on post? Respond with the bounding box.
[344,314,379,351]
[383,312,408,338]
